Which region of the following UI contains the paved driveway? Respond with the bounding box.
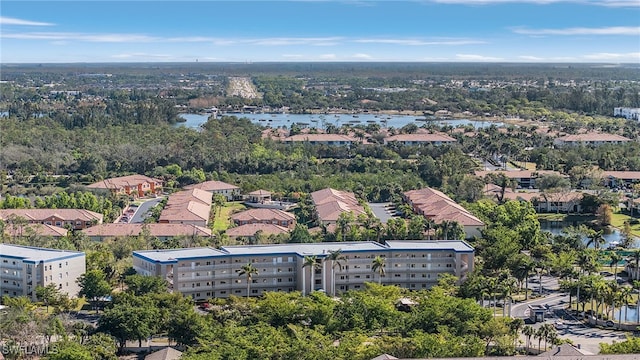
[130,197,164,223]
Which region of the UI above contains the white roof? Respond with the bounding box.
[386,240,474,252]
[0,244,85,263]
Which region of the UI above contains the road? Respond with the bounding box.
[130,197,164,223]
[510,276,631,355]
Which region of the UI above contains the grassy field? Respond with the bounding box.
[611,213,640,238]
[212,201,246,231]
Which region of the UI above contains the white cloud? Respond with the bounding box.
[518,55,545,61]
[354,38,486,46]
[2,32,158,42]
[319,54,337,60]
[583,52,640,60]
[456,53,503,61]
[0,16,54,26]
[351,53,372,59]
[248,37,342,46]
[512,26,640,36]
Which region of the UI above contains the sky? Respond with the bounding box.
[1,0,639,63]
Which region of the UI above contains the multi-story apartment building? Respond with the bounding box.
[0,244,86,300]
[132,240,473,301]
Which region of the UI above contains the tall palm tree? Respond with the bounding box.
[627,250,640,281]
[238,263,258,298]
[609,251,623,280]
[324,249,346,296]
[424,217,435,241]
[618,286,633,327]
[522,325,535,352]
[513,256,535,300]
[302,255,320,296]
[372,255,386,285]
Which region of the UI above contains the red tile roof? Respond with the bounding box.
[404,188,484,227]
[4,223,68,238]
[185,180,239,192]
[87,174,163,190]
[226,223,290,238]
[555,133,631,143]
[81,223,211,238]
[0,209,103,224]
[231,208,295,222]
[310,188,366,222]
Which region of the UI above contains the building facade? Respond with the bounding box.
[0,209,103,230]
[614,107,640,121]
[0,244,86,300]
[133,240,474,301]
[87,174,163,198]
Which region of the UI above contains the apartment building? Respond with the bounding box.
[0,244,86,300]
[87,174,163,198]
[132,240,473,301]
[0,209,103,230]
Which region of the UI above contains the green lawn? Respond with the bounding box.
[611,213,640,238]
[212,202,246,231]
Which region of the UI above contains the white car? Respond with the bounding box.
[554,320,566,330]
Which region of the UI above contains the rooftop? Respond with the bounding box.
[0,244,84,263]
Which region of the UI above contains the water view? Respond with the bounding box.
[540,219,639,249]
[176,113,505,130]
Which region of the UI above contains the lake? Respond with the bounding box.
[175,113,504,130]
[540,219,638,249]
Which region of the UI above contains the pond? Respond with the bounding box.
[540,218,638,249]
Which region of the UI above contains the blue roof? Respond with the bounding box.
[0,244,85,263]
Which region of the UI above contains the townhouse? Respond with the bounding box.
[403,187,484,239]
[225,223,290,240]
[474,170,567,189]
[0,209,103,230]
[132,240,474,300]
[383,133,457,146]
[310,188,367,230]
[553,133,632,146]
[283,134,359,146]
[87,174,163,198]
[230,208,296,229]
[184,180,240,201]
[158,188,213,227]
[0,244,85,300]
[81,223,212,241]
[602,171,640,189]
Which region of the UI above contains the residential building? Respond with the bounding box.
[81,223,212,241]
[602,171,640,189]
[0,209,103,230]
[553,133,632,146]
[230,208,296,229]
[383,133,457,146]
[158,189,212,227]
[310,188,367,226]
[3,223,68,239]
[614,107,640,121]
[0,244,85,300]
[502,190,584,213]
[474,170,567,189]
[225,223,290,240]
[87,174,163,198]
[283,134,359,146]
[403,188,484,239]
[132,240,474,300]
[184,180,240,201]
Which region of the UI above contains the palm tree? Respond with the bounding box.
[538,323,555,351]
[586,230,605,250]
[522,325,535,352]
[302,255,320,296]
[618,286,633,327]
[324,249,346,296]
[238,263,258,298]
[627,250,640,281]
[609,251,623,280]
[513,256,535,300]
[424,217,435,241]
[372,255,386,284]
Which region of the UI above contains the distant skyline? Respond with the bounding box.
[1,0,639,63]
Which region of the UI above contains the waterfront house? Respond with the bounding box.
[383,133,457,146]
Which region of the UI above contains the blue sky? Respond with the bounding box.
[1,0,639,63]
